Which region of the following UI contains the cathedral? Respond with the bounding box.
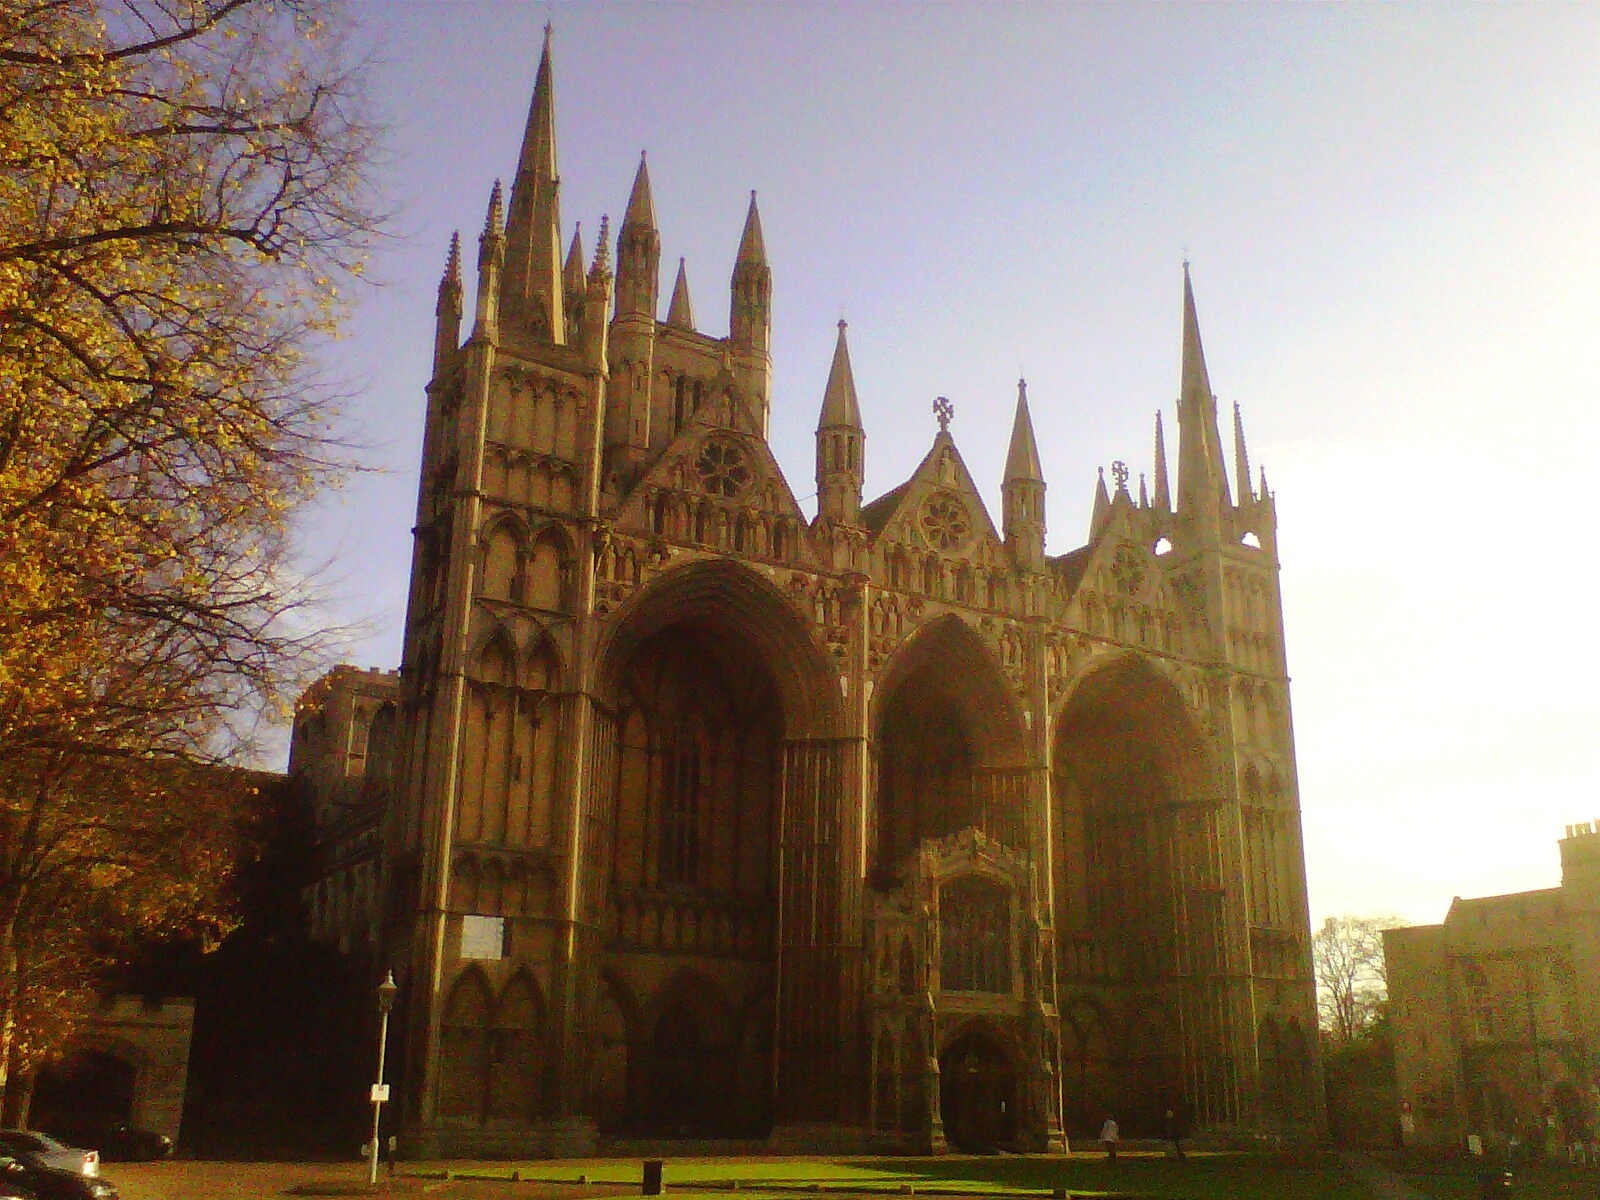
[291,30,1322,1156]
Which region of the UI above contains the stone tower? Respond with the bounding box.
[353,32,1323,1155]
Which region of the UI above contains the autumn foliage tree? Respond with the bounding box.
[0,0,379,1106]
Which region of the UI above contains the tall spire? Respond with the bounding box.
[434,232,463,373]
[1233,400,1255,502]
[1176,262,1232,522]
[666,258,694,330]
[615,151,661,322]
[735,189,767,267]
[623,151,657,231]
[580,214,612,369]
[1152,410,1171,512]
[1090,466,1112,539]
[502,23,564,343]
[815,319,864,523]
[1003,378,1047,570]
[1004,378,1044,484]
[817,319,862,430]
[472,180,506,340]
[730,190,773,426]
[563,222,586,296]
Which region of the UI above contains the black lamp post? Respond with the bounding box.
[368,970,399,1185]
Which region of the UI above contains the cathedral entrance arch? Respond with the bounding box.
[589,560,847,1133]
[1052,653,1232,1124]
[871,617,1027,888]
[938,1027,1017,1152]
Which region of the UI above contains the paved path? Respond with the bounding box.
[108,1161,646,1200]
[1336,1150,1436,1200]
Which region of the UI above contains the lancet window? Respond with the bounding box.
[939,875,1012,993]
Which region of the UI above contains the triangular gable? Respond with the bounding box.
[1065,523,1179,616]
[861,432,1002,555]
[613,388,812,556]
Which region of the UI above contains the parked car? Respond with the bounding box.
[0,1136,96,1179]
[36,1124,167,1165]
[0,1155,36,1200]
[0,1156,117,1200]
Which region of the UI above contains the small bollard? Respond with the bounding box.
[1477,1169,1512,1199]
[643,1159,664,1196]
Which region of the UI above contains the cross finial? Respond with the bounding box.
[1111,460,1130,493]
[933,396,954,432]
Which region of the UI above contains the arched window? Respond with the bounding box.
[488,975,542,1120]
[939,876,1011,993]
[439,972,492,1121]
[525,528,567,611]
[658,715,705,887]
[482,522,523,603]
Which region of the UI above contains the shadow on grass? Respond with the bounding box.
[437,1152,1375,1200]
[854,1153,1372,1200]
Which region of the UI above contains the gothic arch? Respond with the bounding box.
[871,615,1026,760]
[488,971,545,1121]
[525,523,574,612]
[937,1019,1020,1152]
[438,968,493,1123]
[870,615,1029,885]
[1051,650,1233,1124]
[592,971,637,1132]
[594,558,843,740]
[636,969,741,1137]
[480,513,531,604]
[1059,996,1115,1136]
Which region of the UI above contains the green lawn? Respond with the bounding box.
[410,1151,1376,1200]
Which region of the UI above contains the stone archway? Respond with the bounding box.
[939,1027,1018,1153]
[588,559,850,1130]
[637,972,739,1138]
[32,1046,137,1130]
[871,617,1028,889]
[1052,654,1229,1123]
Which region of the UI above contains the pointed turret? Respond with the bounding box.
[563,223,586,294]
[666,259,695,330]
[1003,379,1044,484]
[580,214,612,369]
[1002,378,1047,571]
[815,320,865,524]
[472,181,505,341]
[1090,466,1112,539]
[1176,264,1231,532]
[735,191,767,267]
[615,152,660,321]
[1233,400,1255,502]
[730,192,773,428]
[608,154,660,465]
[502,24,565,343]
[562,223,587,344]
[434,232,462,375]
[1152,410,1172,513]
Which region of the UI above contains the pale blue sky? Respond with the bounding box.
[306,2,1600,927]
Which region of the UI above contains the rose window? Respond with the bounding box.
[695,438,751,498]
[1110,542,1145,596]
[920,492,971,551]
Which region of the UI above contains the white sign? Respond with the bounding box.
[370,1084,390,1103]
[460,914,506,960]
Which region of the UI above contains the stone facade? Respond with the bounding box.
[297,31,1320,1156]
[37,996,195,1143]
[1388,826,1600,1153]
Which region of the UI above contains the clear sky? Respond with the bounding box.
[304,1,1600,930]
